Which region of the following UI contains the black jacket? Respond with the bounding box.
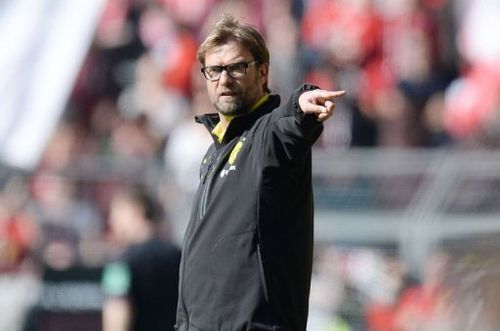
[176,84,323,331]
[124,238,181,331]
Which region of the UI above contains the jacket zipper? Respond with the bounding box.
[199,156,217,219]
[199,146,227,219]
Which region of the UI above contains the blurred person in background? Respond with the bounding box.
[102,184,181,331]
[176,14,345,331]
[364,252,409,331]
[0,177,39,331]
[393,250,456,331]
[20,172,106,331]
[0,177,38,273]
[27,173,104,267]
[262,0,302,100]
[308,246,353,331]
[300,0,383,148]
[442,0,500,145]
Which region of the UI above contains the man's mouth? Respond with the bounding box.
[219,91,237,97]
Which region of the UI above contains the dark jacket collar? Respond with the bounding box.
[195,95,281,145]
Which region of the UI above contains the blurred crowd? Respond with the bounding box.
[1,0,500,330]
[308,242,500,331]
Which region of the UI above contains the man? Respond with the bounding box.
[176,15,346,331]
[102,185,181,331]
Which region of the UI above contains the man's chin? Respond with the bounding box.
[216,103,247,116]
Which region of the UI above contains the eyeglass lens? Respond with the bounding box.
[203,62,256,80]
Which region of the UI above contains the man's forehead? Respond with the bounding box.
[205,41,251,62]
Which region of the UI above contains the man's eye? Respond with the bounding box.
[208,66,222,73]
[228,64,243,71]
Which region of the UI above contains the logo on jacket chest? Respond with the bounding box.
[220,137,245,178]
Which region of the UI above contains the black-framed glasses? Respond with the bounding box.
[201,61,260,81]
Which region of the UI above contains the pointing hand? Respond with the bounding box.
[298,89,347,122]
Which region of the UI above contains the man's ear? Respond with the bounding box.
[261,62,269,77]
[259,62,269,82]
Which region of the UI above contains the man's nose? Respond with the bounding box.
[218,69,233,85]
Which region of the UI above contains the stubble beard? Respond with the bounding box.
[213,95,250,117]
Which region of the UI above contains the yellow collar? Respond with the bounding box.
[211,95,269,143]
[250,94,269,111]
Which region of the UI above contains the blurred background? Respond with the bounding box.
[1,0,500,330]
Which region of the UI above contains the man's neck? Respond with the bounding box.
[212,94,269,143]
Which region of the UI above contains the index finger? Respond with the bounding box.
[316,90,347,100]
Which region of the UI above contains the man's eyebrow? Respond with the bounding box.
[205,59,248,67]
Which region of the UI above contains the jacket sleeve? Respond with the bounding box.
[266,84,324,163]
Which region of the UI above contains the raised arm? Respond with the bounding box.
[264,86,346,164]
